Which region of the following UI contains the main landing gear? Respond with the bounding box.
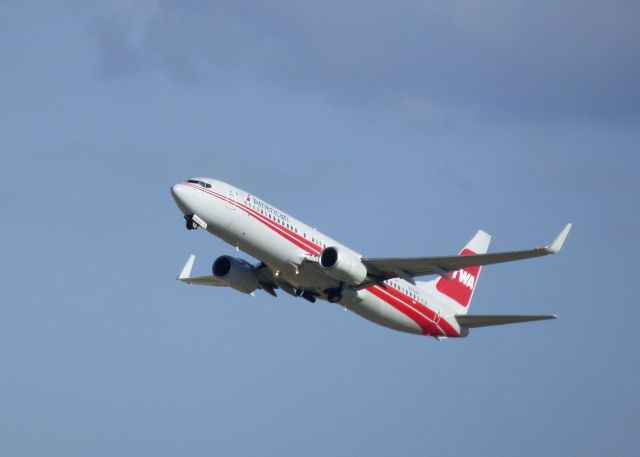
[301,290,317,303]
[326,287,343,303]
[184,215,198,230]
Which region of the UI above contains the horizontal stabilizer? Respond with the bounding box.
[455,314,557,328]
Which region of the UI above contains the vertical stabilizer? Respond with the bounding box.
[418,231,491,315]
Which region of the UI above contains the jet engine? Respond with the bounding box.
[319,246,368,286]
[212,255,260,294]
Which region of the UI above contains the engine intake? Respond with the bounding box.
[212,255,259,294]
[319,246,368,286]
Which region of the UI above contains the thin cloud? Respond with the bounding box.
[73,1,640,120]
[530,151,639,195]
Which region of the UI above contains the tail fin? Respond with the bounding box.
[418,230,491,315]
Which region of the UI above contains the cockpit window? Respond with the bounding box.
[186,179,211,189]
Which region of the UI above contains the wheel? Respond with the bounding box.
[327,293,342,303]
[184,215,198,230]
[301,291,317,303]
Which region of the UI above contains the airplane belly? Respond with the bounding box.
[294,263,340,292]
[226,209,302,264]
[221,208,341,292]
[236,215,295,261]
[346,291,423,335]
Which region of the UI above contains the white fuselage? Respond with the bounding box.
[171,178,464,337]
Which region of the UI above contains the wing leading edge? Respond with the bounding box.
[362,223,571,283]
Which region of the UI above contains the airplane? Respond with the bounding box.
[171,177,571,339]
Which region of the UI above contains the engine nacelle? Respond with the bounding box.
[319,246,368,286]
[212,255,260,294]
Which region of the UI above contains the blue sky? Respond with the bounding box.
[1,1,639,456]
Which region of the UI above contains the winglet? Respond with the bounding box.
[178,255,196,280]
[545,223,572,253]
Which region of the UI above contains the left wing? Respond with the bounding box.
[176,255,278,296]
[362,224,571,285]
[177,255,226,286]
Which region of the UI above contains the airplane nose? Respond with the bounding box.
[171,183,182,200]
[171,183,189,212]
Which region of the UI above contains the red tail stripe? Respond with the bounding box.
[435,248,479,308]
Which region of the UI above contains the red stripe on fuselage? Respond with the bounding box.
[380,285,459,336]
[369,285,461,336]
[239,199,322,254]
[185,183,322,254]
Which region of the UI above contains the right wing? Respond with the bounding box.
[455,314,557,328]
[362,224,571,284]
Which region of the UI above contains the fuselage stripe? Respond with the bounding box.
[377,285,459,336]
[368,285,443,335]
[185,183,322,254]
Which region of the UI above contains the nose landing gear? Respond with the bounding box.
[184,215,198,230]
